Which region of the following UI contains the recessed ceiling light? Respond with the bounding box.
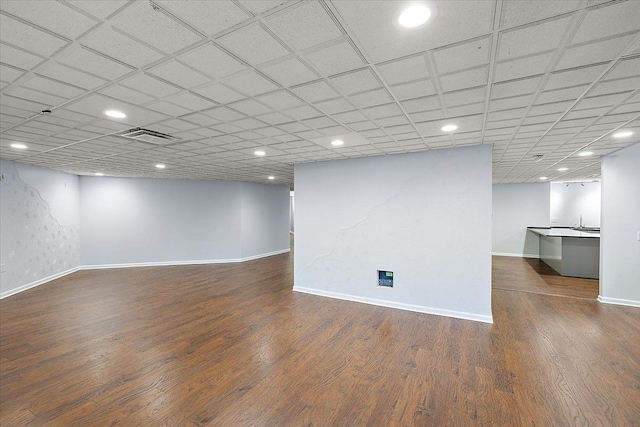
[104,110,126,119]
[441,124,457,132]
[398,5,431,28]
[539,176,548,180]
[155,163,166,169]
[331,139,344,147]
[268,176,275,180]
[578,151,594,157]
[254,150,266,157]
[10,143,27,149]
[94,172,104,176]
[612,131,633,138]
[557,167,568,172]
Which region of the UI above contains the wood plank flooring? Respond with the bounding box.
[1,251,639,426]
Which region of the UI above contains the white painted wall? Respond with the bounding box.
[0,160,80,298]
[492,183,550,257]
[599,142,640,307]
[294,145,493,323]
[550,181,601,227]
[240,182,291,259]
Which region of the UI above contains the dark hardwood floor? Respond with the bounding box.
[1,250,639,426]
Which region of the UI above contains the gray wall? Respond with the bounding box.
[240,182,291,259]
[600,142,640,306]
[294,145,493,323]
[550,181,601,227]
[0,160,80,297]
[492,183,550,257]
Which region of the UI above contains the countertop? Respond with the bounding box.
[528,227,600,238]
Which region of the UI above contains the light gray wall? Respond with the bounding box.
[0,160,80,297]
[492,183,550,257]
[550,181,601,227]
[600,142,640,306]
[240,182,290,258]
[294,145,493,323]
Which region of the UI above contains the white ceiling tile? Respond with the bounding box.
[433,36,491,74]
[556,34,637,71]
[230,117,268,130]
[330,69,381,95]
[255,112,292,125]
[238,0,288,15]
[363,103,403,119]
[261,58,319,87]
[57,46,134,80]
[333,1,493,63]
[440,66,488,92]
[303,41,365,76]
[544,63,607,91]
[193,82,245,104]
[120,73,181,97]
[1,0,98,39]
[291,80,340,103]
[0,64,25,82]
[0,43,44,70]
[401,95,441,114]
[229,99,272,116]
[494,53,553,82]
[331,110,368,123]
[156,1,250,36]
[498,15,572,60]
[66,1,129,19]
[99,84,155,105]
[36,62,107,90]
[112,1,203,54]
[266,1,342,51]
[180,112,221,127]
[202,106,245,122]
[605,56,640,80]
[444,86,486,106]
[159,118,199,131]
[376,54,430,85]
[348,88,394,108]
[283,104,322,121]
[389,80,436,101]
[63,93,169,125]
[222,71,280,96]
[148,60,210,88]
[0,14,68,57]
[178,43,247,79]
[500,0,583,28]
[314,97,355,114]
[487,107,528,122]
[218,23,289,65]
[536,85,589,104]
[165,91,217,111]
[576,92,632,110]
[571,1,640,44]
[488,94,533,111]
[20,75,86,100]
[447,102,486,117]
[530,100,573,115]
[256,90,304,110]
[81,26,165,69]
[588,76,640,97]
[491,75,542,99]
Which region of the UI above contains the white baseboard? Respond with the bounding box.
[0,267,80,299]
[293,286,493,324]
[597,295,640,308]
[492,252,539,259]
[1,249,291,298]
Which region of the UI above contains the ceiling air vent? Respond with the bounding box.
[119,128,180,145]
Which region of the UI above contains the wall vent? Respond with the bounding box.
[118,128,180,145]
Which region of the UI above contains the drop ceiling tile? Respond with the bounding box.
[498,15,572,61]
[491,75,542,99]
[57,46,134,80]
[81,27,165,69]
[444,86,486,107]
[63,93,169,125]
[302,116,339,129]
[348,88,394,108]
[238,0,288,15]
[256,112,292,125]
[314,97,355,114]
[222,71,279,96]
[488,94,533,111]
[165,91,217,111]
[228,99,272,116]
[178,43,246,79]
[605,56,640,80]
[260,58,319,87]
[36,62,107,90]
[576,92,631,110]
[291,80,340,103]
[230,117,268,130]
[159,118,200,131]
[203,106,246,122]
[0,43,44,70]
[112,1,203,54]
[148,60,210,88]
[401,95,441,113]
[377,116,410,128]
[303,41,365,76]
[440,66,489,92]
[218,23,290,65]
[256,90,304,110]
[156,1,250,36]
[376,54,430,85]
[433,37,491,74]
[330,69,382,95]
[21,75,86,100]
[0,64,25,82]
[556,34,637,71]
[487,107,528,122]
[120,73,181,97]
[6,86,67,107]
[588,76,640,96]
[333,1,493,63]
[363,103,403,119]
[544,63,607,91]
[571,0,640,44]
[494,53,554,82]
[145,100,193,117]
[99,84,155,105]
[66,0,129,19]
[388,80,436,101]
[500,0,583,28]
[332,110,368,123]
[536,85,589,104]
[282,105,322,121]
[447,102,486,117]
[179,112,221,127]
[0,14,68,57]
[193,83,245,104]
[266,1,342,51]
